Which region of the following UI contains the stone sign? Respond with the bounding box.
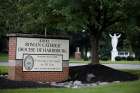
[16,37,69,60]
[7,34,69,82]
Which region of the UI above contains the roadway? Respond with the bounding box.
[69,63,140,70]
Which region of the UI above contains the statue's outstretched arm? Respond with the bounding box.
[117,34,121,38]
[109,34,112,38]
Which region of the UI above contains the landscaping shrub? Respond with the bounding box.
[121,57,127,60]
[127,56,134,61]
[136,57,140,61]
[100,56,109,61]
[84,57,89,61]
[115,57,121,61]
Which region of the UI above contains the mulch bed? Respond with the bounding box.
[0,77,58,89]
[0,64,139,89]
[69,64,139,82]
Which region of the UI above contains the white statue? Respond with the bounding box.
[109,34,121,50]
[109,33,121,61]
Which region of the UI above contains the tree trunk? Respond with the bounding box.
[90,34,100,64]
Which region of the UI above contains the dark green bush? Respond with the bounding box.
[84,57,89,61]
[127,56,134,61]
[121,57,127,60]
[136,57,140,61]
[115,56,121,61]
[139,57,140,61]
[100,56,109,61]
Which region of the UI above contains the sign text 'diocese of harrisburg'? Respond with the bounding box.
[16,37,69,60]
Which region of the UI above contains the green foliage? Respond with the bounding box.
[0,0,139,63]
[0,53,8,61]
[48,0,129,64]
[0,0,24,33]
[0,0,139,35]
[100,56,109,61]
[0,66,8,75]
[126,26,140,57]
[123,0,140,56]
[0,0,65,34]
[127,56,135,61]
[48,0,126,32]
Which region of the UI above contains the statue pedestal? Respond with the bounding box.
[74,47,81,60]
[75,52,81,60]
[111,50,118,61]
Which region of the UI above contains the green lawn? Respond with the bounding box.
[0,66,8,74]
[0,80,140,93]
[0,53,8,62]
[122,70,140,78]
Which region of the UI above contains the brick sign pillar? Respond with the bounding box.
[7,34,69,82]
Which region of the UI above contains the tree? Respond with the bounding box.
[0,0,20,52]
[1,0,139,62]
[48,0,126,64]
[0,0,27,34]
[19,0,67,35]
[123,0,140,57]
[0,0,65,35]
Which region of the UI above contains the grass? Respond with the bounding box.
[0,53,8,62]
[0,66,8,74]
[122,70,140,78]
[0,80,140,93]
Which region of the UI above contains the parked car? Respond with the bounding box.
[117,51,135,58]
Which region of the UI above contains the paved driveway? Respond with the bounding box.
[69,63,140,70]
[0,62,8,66]
[103,64,140,70]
